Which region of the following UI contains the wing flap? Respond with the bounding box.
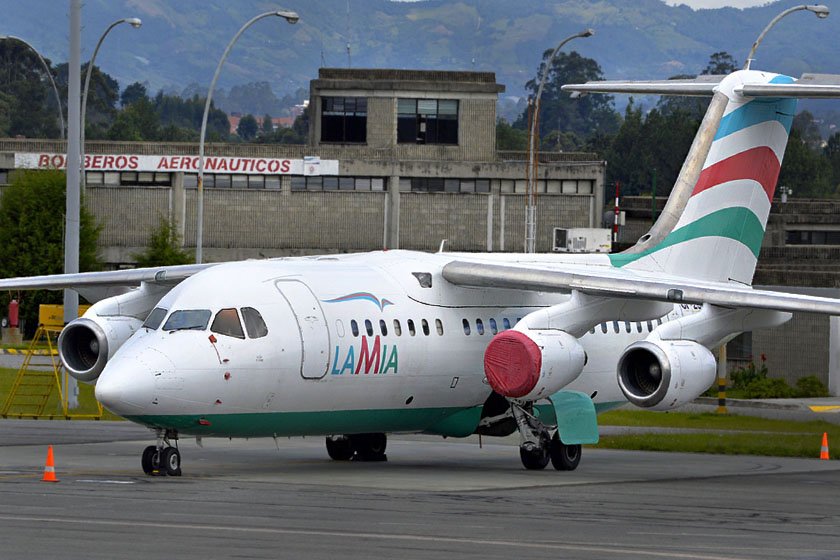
[442,260,840,316]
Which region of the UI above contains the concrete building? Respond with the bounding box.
[0,68,606,265]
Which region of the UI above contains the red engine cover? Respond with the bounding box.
[483,330,541,398]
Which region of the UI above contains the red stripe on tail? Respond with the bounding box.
[692,146,781,201]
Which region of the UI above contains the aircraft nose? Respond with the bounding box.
[95,348,173,415]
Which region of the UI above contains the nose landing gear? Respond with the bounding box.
[142,429,181,476]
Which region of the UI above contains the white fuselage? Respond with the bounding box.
[94,250,687,437]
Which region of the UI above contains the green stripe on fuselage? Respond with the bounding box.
[126,406,481,439]
[609,207,764,268]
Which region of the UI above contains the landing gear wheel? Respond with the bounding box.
[326,436,354,461]
[351,433,387,461]
[550,433,581,471]
[141,445,159,475]
[519,442,550,470]
[161,447,182,476]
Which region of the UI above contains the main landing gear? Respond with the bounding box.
[325,433,388,462]
[512,403,581,471]
[142,428,181,476]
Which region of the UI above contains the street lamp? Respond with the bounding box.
[195,10,299,264]
[525,29,593,253]
[744,4,829,69]
[0,35,65,138]
[81,17,142,194]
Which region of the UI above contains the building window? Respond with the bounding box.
[407,177,490,193]
[786,230,840,245]
[321,96,367,143]
[292,176,386,192]
[397,98,458,145]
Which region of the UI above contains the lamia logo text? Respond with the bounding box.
[331,335,398,375]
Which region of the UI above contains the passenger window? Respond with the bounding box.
[421,319,430,336]
[408,319,416,336]
[379,319,388,336]
[435,319,444,335]
[163,309,212,332]
[612,321,620,333]
[241,307,268,338]
[476,319,485,335]
[636,322,643,333]
[143,307,168,330]
[502,318,511,330]
[463,319,471,335]
[351,320,359,337]
[625,322,631,333]
[211,308,245,339]
[657,318,664,326]
[589,327,595,334]
[393,319,402,336]
[601,322,608,334]
[365,319,374,336]
[489,318,498,334]
[646,320,653,332]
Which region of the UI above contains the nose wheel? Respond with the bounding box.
[142,429,181,476]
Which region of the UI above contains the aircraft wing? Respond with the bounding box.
[0,263,215,300]
[441,260,840,315]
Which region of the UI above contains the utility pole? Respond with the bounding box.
[64,0,82,409]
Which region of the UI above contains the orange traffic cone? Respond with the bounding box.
[820,433,830,461]
[42,445,58,482]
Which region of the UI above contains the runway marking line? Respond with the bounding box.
[0,514,756,560]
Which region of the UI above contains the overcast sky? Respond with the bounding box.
[663,0,777,8]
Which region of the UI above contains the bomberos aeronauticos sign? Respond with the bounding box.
[14,153,338,176]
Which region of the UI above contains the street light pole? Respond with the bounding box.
[81,17,142,195]
[195,10,299,264]
[525,29,593,253]
[0,35,65,139]
[744,4,829,70]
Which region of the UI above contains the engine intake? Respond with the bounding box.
[617,339,716,411]
[58,316,142,383]
[484,329,586,401]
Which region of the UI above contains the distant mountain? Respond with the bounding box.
[4,0,838,105]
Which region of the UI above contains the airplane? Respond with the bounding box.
[4,66,840,476]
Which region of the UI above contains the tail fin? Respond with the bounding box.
[617,71,796,284]
[565,70,840,285]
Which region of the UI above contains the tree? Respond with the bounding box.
[261,113,274,136]
[132,217,192,267]
[108,96,160,141]
[237,114,259,140]
[495,119,527,150]
[516,50,619,140]
[702,51,739,75]
[121,82,148,107]
[778,128,833,198]
[0,170,101,335]
[0,39,62,138]
[56,62,120,139]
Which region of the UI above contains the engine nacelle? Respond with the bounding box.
[58,315,142,383]
[484,329,586,401]
[617,339,716,411]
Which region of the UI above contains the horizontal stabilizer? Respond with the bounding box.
[562,75,723,97]
[737,73,840,98]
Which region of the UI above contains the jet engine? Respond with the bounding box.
[617,339,716,411]
[58,315,142,383]
[484,329,586,401]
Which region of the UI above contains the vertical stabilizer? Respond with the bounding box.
[610,70,796,285]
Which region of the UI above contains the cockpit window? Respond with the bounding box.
[241,307,268,338]
[163,309,212,332]
[211,308,245,339]
[143,307,168,330]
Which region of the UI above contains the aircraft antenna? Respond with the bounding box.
[346,0,352,68]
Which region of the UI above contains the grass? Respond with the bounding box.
[596,409,839,459]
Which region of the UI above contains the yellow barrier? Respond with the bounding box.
[38,304,91,328]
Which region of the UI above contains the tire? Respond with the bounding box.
[161,447,182,476]
[326,436,354,461]
[519,443,550,470]
[141,445,159,475]
[352,433,387,461]
[550,433,581,471]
